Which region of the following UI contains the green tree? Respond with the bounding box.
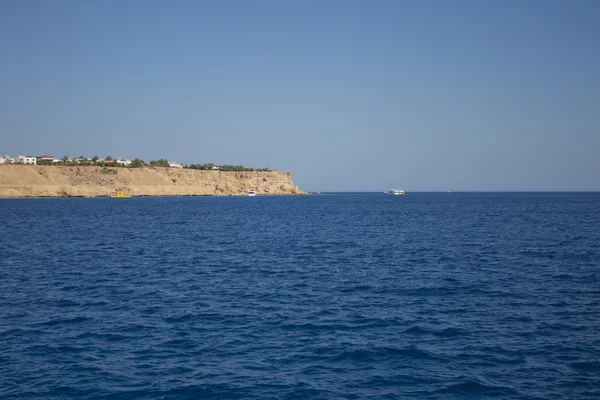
[106,156,113,161]
[149,159,169,167]
[131,158,145,168]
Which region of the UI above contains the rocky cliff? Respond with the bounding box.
[0,165,305,197]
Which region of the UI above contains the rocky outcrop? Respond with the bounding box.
[0,165,305,197]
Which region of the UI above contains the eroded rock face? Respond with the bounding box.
[0,166,306,197]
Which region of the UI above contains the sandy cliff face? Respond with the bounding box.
[0,165,305,197]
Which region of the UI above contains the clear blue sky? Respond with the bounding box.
[1,0,598,191]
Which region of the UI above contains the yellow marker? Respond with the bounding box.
[110,190,131,198]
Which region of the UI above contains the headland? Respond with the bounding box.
[0,165,305,197]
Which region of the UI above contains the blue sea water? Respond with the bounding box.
[1,193,599,399]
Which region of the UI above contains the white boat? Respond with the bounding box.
[247,190,256,197]
[386,189,405,195]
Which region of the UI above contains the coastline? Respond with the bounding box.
[0,165,305,198]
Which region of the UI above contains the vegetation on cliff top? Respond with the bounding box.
[36,157,272,172]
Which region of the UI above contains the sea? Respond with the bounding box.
[1,193,599,399]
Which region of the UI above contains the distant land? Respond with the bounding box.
[0,165,305,197]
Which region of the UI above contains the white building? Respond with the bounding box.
[36,155,54,163]
[0,155,8,164]
[17,155,37,165]
[169,161,183,169]
[115,158,132,166]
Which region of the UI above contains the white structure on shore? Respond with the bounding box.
[169,161,183,169]
[17,155,37,165]
[36,155,54,163]
[115,158,132,166]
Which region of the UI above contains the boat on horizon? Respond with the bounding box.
[386,189,405,195]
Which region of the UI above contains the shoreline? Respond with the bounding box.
[0,192,305,199]
[0,165,305,198]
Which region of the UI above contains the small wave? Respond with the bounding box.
[280,387,323,399]
[331,345,441,363]
[11,386,97,399]
[402,325,465,337]
[25,344,62,354]
[23,344,87,356]
[140,306,161,314]
[436,327,464,337]
[54,299,81,307]
[151,383,246,399]
[0,327,46,338]
[75,332,132,342]
[33,316,91,327]
[437,380,518,396]
[2,312,30,319]
[455,351,525,366]
[281,322,349,331]
[282,316,405,331]
[82,300,109,307]
[59,285,81,291]
[311,308,336,317]
[164,313,195,323]
[549,301,569,307]
[300,364,329,375]
[164,312,225,323]
[554,273,574,280]
[499,314,533,323]
[340,284,373,293]
[157,338,198,349]
[571,361,600,372]
[354,373,435,389]
[57,345,87,353]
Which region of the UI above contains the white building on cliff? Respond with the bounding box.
[17,155,37,165]
[115,158,132,166]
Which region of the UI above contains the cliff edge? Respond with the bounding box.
[0,165,305,197]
